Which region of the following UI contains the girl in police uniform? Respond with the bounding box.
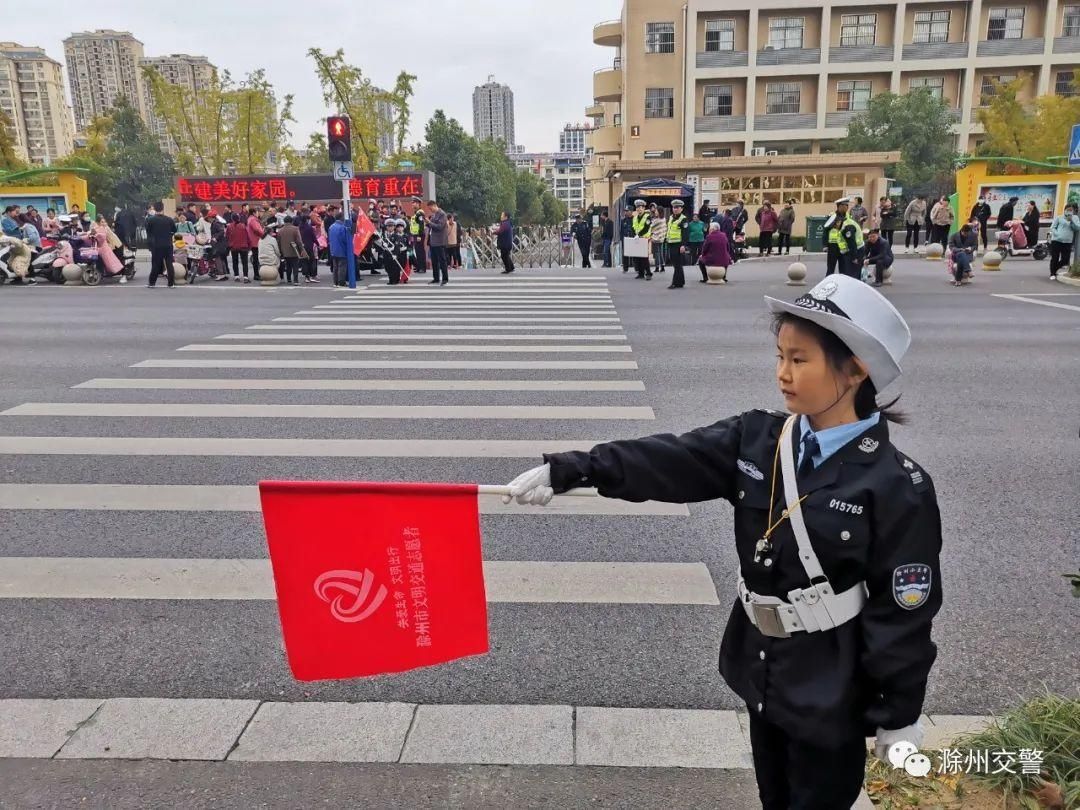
[502,274,942,810]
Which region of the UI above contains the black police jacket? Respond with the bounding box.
[544,409,942,747]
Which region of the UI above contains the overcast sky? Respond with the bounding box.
[6,1,624,153]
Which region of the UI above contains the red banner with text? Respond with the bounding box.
[259,481,489,681]
[176,173,428,204]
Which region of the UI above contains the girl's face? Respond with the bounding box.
[775,322,866,417]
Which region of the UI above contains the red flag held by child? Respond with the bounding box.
[353,212,376,256]
[259,481,489,681]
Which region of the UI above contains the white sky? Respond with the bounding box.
[6,0,624,152]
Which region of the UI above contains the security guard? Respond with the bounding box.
[630,199,652,280]
[408,196,427,274]
[665,199,690,289]
[571,214,593,268]
[502,274,942,810]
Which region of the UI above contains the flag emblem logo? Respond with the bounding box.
[314,569,388,623]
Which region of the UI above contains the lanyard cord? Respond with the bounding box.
[762,420,809,543]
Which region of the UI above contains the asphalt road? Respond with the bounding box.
[1,256,1077,806]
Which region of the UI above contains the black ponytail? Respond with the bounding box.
[772,312,907,425]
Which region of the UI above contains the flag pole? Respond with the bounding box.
[477,485,598,498]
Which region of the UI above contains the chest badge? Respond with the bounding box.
[737,459,764,481]
[893,564,932,610]
[859,438,879,453]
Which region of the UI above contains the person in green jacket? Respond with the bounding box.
[688,213,706,266]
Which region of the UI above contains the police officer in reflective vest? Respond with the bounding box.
[408,196,427,273]
[825,197,861,278]
[666,199,690,289]
[631,199,653,280]
[502,274,943,810]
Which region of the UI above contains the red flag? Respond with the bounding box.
[259,481,489,681]
[353,212,376,256]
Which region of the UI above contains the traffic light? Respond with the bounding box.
[327,116,351,162]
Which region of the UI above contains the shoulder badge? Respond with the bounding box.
[737,459,765,481]
[755,408,787,419]
[895,451,930,493]
[893,564,933,610]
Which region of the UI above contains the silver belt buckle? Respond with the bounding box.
[751,603,791,638]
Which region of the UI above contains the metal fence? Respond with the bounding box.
[461,226,573,268]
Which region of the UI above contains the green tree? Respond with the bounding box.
[0,110,26,172]
[974,75,1080,171]
[95,97,175,212]
[307,48,415,170]
[420,111,514,225]
[540,192,567,225]
[838,88,958,196]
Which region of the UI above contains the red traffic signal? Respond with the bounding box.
[327,116,351,162]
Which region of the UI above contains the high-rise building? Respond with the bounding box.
[472,77,515,146]
[139,54,216,155]
[374,88,396,158]
[0,42,75,164]
[510,151,587,212]
[587,0,1080,199]
[559,123,593,154]
[63,29,146,131]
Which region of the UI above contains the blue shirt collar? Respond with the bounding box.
[798,411,881,469]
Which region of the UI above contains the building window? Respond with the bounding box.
[645,87,674,118]
[702,148,733,157]
[1064,5,1080,36]
[836,80,872,111]
[913,10,951,43]
[987,7,1024,40]
[704,84,734,116]
[909,76,946,99]
[1056,71,1076,96]
[644,150,674,159]
[765,82,802,114]
[646,22,676,53]
[613,112,622,126]
[980,74,1017,102]
[768,17,805,49]
[840,14,877,46]
[705,19,736,51]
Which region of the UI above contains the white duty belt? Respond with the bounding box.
[738,415,867,639]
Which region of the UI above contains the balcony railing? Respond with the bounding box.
[754,112,818,131]
[824,110,861,128]
[1053,35,1080,53]
[694,115,748,133]
[828,44,893,63]
[756,47,821,65]
[902,41,969,60]
[976,37,1045,57]
[696,50,749,68]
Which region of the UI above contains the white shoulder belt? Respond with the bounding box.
[738,415,867,638]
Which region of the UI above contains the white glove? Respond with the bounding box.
[873,721,925,765]
[501,464,553,506]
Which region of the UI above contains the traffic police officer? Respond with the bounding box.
[408,196,426,273]
[502,274,942,810]
[630,199,652,280]
[665,199,690,289]
[825,198,859,278]
[571,214,593,268]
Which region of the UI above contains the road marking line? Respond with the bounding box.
[0,558,716,604]
[130,359,638,369]
[0,436,609,457]
[176,344,633,354]
[991,293,1080,312]
[2,403,655,420]
[213,333,628,341]
[0,484,689,516]
[306,308,618,314]
[247,323,625,331]
[272,317,622,323]
[74,378,646,392]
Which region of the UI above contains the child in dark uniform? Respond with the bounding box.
[502,274,943,810]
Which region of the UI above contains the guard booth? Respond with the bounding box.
[611,179,695,266]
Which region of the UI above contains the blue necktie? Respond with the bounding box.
[799,433,820,478]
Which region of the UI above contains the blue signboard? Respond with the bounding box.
[1070,124,1080,166]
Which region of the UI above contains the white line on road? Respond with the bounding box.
[991,293,1080,312]
[131,359,638,369]
[1,403,655,420]
[0,484,689,516]
[306,308,617,314]
[272,317,622,323]
[337,295,615,301]
[74,378,646,392]
[0,558,716,605]
[247,323,624,331]
[0,436,606,457]
[214,333,628,341]
[177,344,633,354]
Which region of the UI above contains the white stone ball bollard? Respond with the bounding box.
[924,242,944,260]
[706,265,727,284]
[883,265,893,285]
[61,264,83,285]
[259,264,280,286]
[981,250,1003,270]
[172,262,188,283]
[786,261,807,285]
